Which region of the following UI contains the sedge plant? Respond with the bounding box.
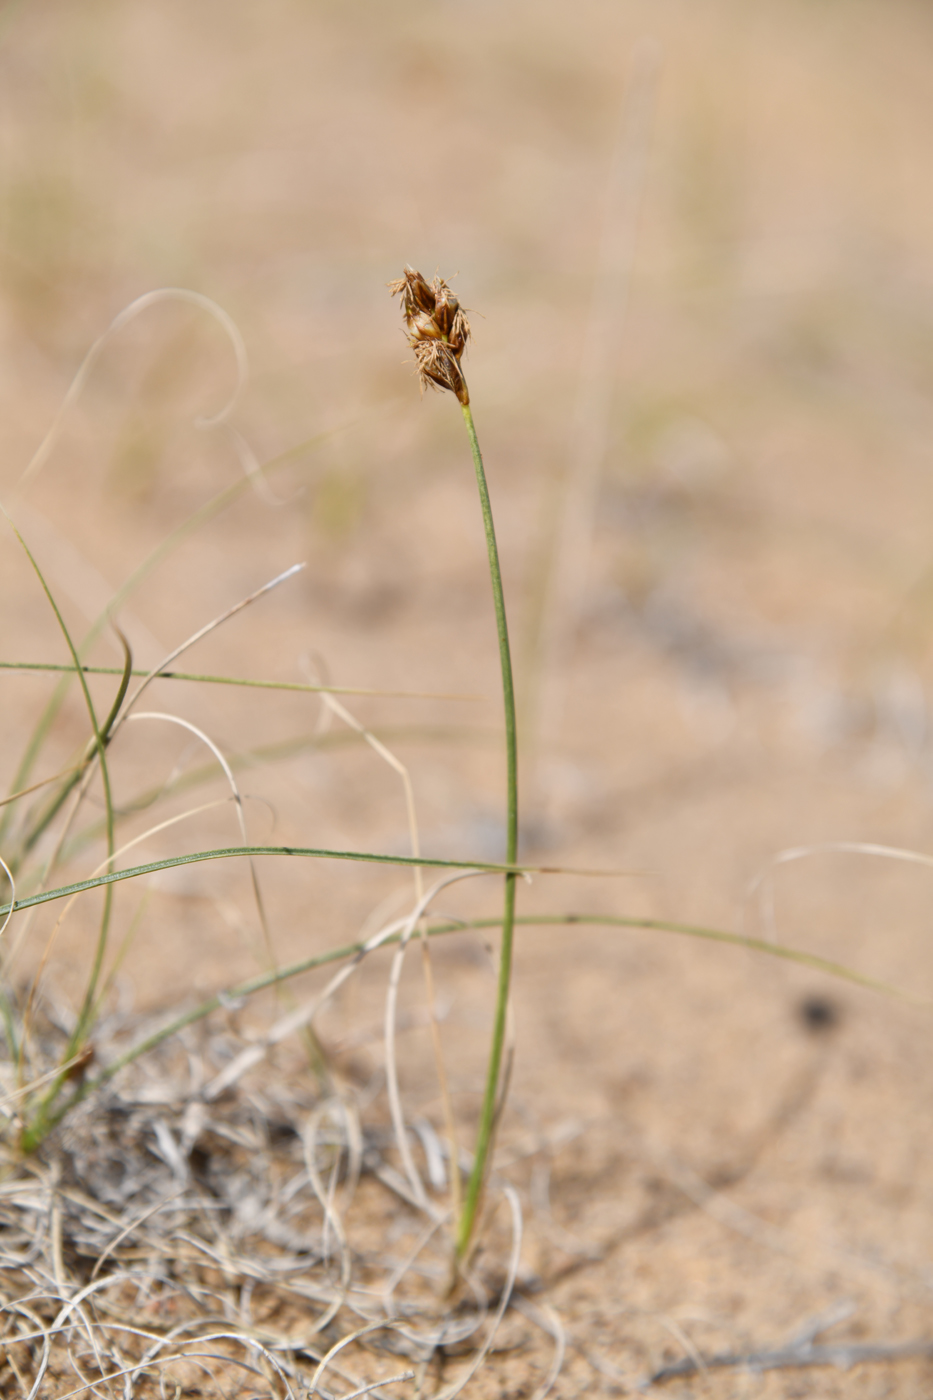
[5,278,914,1400]
[0,275,908,1270]
[389,268,519,1262]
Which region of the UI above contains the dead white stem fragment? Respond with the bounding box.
[18,288,250,495]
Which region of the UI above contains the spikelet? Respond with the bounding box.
[389,267,471,405]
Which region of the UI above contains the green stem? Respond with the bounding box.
[19,905,903,1152]
[4,542,129,1141]
[0,844,542,922]
[456,401,519,1261]
[14,640,132,872]
[0,661,467,701]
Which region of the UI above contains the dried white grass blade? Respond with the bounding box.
[646,1311,709,1385]
[0,761,84,812]
[99,799,235,870]
[333,1093,364,1207]
[137,1327,298,1389]
[307,1319,402,1399]
[534,37,660,750]
[0,855,15,941]
[437,1185,524,1400]
[59,1298,111,1399]
[1,1303,49,1400]
[88,1191,185,1282]
[223,421,294,506]
[203,909,418,1097]
[25,1272,138,1400]
[49,1187,65,1296]
[340,1376,416,1400]
[116,562,305,729]
[301,1101,353,1334]
[17,1302,52,1400]
[18,288,249,494]
[47,1339,297,1400]
[511,1296,567,1400]
[316,689,423,887]
[126,711,272,948]
[785,1299,857,1350]
[23,794,236,1003]
[412,1118,447,1192]
[315,682,462,1217]
[126,715,244,830]
[750,840,933,945]
[381,1211,449,1314]
[384,870,490,1214]
[769,840,933,877]
[355,886,412,945]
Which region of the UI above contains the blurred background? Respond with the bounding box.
[4,1,933,1388]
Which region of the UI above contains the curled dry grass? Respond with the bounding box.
[0,1001,538,1400]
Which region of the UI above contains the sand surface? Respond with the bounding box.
[4,2,933,1394]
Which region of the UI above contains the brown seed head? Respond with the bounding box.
[389,267,471,405]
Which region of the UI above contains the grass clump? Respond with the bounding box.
[0,277,901,1400]
[0,276,541,1398]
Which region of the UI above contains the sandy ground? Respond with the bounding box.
[5,1,933,1394]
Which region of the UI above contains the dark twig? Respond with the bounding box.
[646,1335,933,1387]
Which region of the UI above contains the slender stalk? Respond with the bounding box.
[0,660,471,701]
[0,843,542,922]
[388,268,520,1254]
[20,905,903,1152]
[456,402,519,1261]
[12,639,132,873]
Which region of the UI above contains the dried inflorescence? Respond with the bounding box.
[389,267,471,405]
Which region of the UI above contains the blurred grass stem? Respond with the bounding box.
[529,39,657,760]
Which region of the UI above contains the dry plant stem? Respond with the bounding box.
[57,721,497,866]
[456,402,519,1263]
[318,687,461,1222]
[531,40,657,757]
[417,926,459,1219]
